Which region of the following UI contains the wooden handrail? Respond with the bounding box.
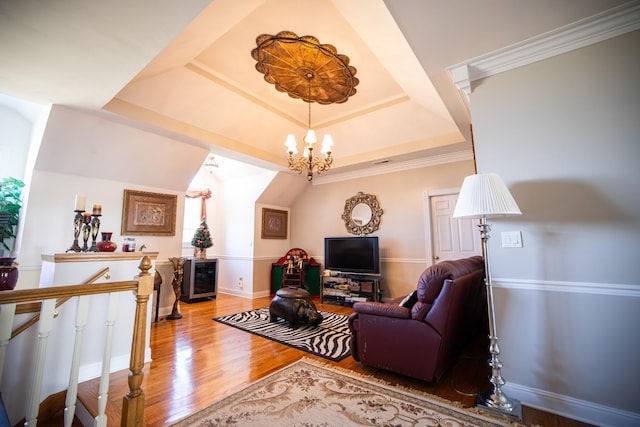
[0,281,137,305]
[10,267,111,339]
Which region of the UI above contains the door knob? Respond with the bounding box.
[434,256,440,260]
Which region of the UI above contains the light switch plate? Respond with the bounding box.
[501,231,523,248]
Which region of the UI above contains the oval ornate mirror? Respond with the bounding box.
[341,192,383,235]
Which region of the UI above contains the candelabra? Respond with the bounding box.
[89,214,101,252]
[66,210,84,253]
[81,213,92,252]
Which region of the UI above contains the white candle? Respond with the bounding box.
[74,195,86,211]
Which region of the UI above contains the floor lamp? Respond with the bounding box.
[453,173,522,420]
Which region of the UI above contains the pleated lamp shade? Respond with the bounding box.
[453,173,522,219]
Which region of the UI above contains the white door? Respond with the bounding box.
[429,193,481,263]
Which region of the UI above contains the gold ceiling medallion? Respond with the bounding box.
[252,31,358,181]
[251,31,358,104]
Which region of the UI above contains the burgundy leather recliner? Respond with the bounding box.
[348,256,486,382]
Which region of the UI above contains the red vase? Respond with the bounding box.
[97,232,117,252]
[0,257,18,291]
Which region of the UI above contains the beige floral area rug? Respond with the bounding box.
[170,358,519,427]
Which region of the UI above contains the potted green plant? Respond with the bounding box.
[0,177,25,290]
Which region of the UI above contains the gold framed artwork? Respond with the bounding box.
[261,208,288,239]
[121,189,177,236]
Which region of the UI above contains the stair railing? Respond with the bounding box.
[0,255,153,427]
[9,267,111,339]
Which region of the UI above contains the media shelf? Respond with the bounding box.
[321,273,381,306]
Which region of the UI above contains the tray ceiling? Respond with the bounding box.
[0,0,631,178]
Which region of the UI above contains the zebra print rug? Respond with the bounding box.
[213,307,351,361]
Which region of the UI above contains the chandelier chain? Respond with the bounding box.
[307,77,312,130]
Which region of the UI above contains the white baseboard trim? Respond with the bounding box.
[75,397,93,427]
[78,348,152,383]
[505,382,640,427]
[252,289,271,298]
[217,288,252,299]
[217,288,271,299]
[156,288,272,313]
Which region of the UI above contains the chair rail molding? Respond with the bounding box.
[493,277,640,298]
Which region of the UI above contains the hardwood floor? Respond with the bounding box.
[75,293,593,427]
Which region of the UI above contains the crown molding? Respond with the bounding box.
[313,149,474,185]
[448,1,640,94]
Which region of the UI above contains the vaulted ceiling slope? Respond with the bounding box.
[0,0,632,178]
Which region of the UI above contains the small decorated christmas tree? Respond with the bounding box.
[191,218,213,258]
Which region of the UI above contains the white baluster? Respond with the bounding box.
[64,295,89,427]
[24,298,56,426]
[94,292,119,427]
[0,303,17,383]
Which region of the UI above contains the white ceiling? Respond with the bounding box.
[0,0,632,179]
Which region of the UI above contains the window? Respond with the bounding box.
[182,174,205,244]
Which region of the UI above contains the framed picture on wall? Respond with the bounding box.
[121,189,177,236]
[261,208,287,239]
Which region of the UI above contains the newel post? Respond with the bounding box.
[121,256,153,427]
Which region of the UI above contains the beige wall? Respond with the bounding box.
[17,170,185,289]
[289,159,476,299]
[0,104,31,182]
[252,258,275,297]
[212,171,276,297]
[12,105,209,290]
[469,30,640,423]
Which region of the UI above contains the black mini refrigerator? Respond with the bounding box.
[181,258,218,303]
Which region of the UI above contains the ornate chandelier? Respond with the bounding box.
[202,154,218,173]
[252,31,358,181]
[284,76,333,181]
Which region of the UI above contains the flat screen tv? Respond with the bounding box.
[324,236,380,275]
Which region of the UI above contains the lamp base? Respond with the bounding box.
[476,390,522,421]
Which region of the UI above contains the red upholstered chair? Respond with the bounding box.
[348,256,486,382]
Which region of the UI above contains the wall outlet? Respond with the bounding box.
[501,231,523,248]
[238,277,243,289]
